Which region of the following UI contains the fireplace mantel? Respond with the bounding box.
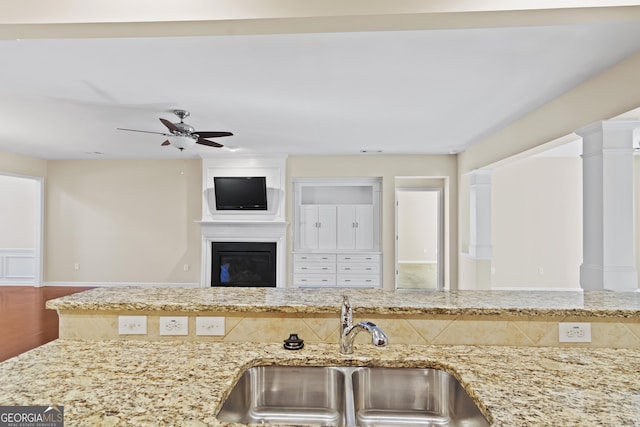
[198,221,288,288]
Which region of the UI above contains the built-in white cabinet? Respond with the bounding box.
[292,178,381,288]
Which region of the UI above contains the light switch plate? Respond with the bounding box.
[196,317,225,336]
[118,315,147,335]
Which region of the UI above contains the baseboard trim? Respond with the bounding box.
[43,282,201,288]
[491,286,583,292]
[0,282,36,286]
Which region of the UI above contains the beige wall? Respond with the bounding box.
[492,156,582,289]
[45,159,202,284]
[0,175,37,248]
[0,149,47,178]
[287,155,457,290]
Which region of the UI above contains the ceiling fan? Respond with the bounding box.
[117,109,233,151]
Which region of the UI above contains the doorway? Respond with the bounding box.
[395,188,443,290]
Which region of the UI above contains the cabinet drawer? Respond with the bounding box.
[337,275,380,287]
[294,263,336,274]
[337,263,379,274]
[337,254,380,263]
[294,274,336,286]
[294,253,337,262]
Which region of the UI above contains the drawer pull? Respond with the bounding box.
[366,267,372,270]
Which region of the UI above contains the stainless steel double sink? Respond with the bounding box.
[217,365,490,426]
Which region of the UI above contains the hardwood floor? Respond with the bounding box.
[0,286,94,362]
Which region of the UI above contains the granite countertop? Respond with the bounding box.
[47,286,640,318]
[1,339,639,426]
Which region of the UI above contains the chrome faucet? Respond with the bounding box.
[340,295,388,354]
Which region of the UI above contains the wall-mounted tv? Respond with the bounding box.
[214,177,268,210]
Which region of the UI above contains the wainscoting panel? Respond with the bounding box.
[0,249,35,284]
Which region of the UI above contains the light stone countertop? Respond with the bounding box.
[47,286,640,318]
[1,339,639,426]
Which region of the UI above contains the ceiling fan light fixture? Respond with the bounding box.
[169,135,196,151]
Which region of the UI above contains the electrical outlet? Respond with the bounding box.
[159,316,189,336]
[558,322,591,343]
[118,316,147,335]
[196,317,225,336]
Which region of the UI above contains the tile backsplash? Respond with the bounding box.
[59,310,640,349]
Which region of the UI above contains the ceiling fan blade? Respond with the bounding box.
[117,128,170,136]
[196,137,224,148]
[195,131,233,138]
[159,118,179,132]
[161,140,171,146]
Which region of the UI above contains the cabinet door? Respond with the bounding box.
[336,206,356,249]
[316,206,337,249]
[354,205,374,250]
[300,206,320,249]
[300,206,336,250]
[337,206,374,250]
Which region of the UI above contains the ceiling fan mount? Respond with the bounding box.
[173,109,189,121]
[117,109,233,151]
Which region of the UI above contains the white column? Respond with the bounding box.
[577,120,639,291]
[468,170,493,260]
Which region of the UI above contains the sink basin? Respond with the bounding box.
[217,366,347,425]
[217,366,489,426]
[352,367,489,427]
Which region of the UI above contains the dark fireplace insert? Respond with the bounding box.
[211,242,277,287]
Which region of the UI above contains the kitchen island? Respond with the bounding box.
[1,287,639,426]
[47,287,640,348]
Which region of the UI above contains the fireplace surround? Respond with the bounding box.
[199,156,287,288]
[199,221,287,288]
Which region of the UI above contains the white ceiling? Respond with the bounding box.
[1,21,640,160]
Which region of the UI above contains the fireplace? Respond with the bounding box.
[211,242,277,287]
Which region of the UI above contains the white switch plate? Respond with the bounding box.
[558,322,591,342]
[196,317,225,336]
[159,316,189,336]
[118,315,147,335]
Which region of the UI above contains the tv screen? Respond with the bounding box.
[214,177,268,210]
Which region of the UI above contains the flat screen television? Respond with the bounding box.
[214,176,268,210]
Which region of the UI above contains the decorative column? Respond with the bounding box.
[469,170,493,260]
[576,120,639,291]
[463,170,492,290]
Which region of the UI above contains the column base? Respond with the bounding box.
[580,263,638,291]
